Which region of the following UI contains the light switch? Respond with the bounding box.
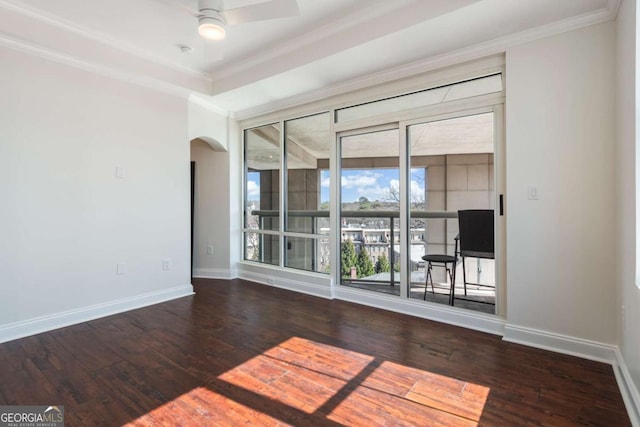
[527,185,539,200]
[115,167,126,179]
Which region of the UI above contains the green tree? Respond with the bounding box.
[357,248,376,278]
[341,239,358,278]
[375,251,390,273]
[358,196,371,211]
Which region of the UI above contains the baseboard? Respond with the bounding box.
[335,286,505,336]
[503,324,618,364]
[0,284,195,344]
[192,268,237,280]
[238,270,333,299]
[613,349,640,427]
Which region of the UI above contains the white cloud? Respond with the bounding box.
[410,180,425,197]
[386,179,423,194]
[247,180,260,198]
[339,170,425,202]
[358,178,424,202]
[321,176,330,187]
[387,179,424,194]
[341,171,382,189]
[358,185,388,200]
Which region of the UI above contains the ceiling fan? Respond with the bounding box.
[166,0,300,41]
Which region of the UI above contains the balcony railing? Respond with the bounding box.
[249,210,458,284]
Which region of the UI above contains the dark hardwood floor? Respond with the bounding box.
[0,278,630,426]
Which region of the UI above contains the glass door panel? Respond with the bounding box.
[339,128,401,296]
[408,112,496,314]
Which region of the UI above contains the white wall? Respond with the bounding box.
[616,0,640,406]
[188,97,229,151]
[190,139,232,277]
[505,22,617,343]
[0,46,192,337]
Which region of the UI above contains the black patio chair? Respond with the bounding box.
[456,209,495,305]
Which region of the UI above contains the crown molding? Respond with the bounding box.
[0,0,211,80]
[0,0,620,118]
[189,93,230,117]
[608,0,623,19]
[211,0,480,95]
[210,0,423,82]
[0,34,195,99]
[233,1,620,121]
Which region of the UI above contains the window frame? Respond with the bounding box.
[240,61,506,289]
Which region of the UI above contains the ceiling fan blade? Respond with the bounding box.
[223,0,299,25]
[223,0,271,10]
[155,0,201,17]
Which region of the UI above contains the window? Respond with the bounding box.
[335,74,502,123]
[241,65,504,316]
[284,113,331,273]
[244,123,280,265]
[243,113,331,273]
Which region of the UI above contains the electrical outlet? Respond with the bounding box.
[207,245,214,255]
[162,259,171,271]
[116,263,126,275]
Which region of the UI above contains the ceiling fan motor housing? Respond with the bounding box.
[198,0,227,40]
[198,0,224,15]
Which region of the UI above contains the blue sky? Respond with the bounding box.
[247,168,425,204]
[326,168,424,203]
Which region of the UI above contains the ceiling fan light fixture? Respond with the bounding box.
[198,13,226,40]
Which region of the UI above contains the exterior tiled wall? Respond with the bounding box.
[423,153,494,282]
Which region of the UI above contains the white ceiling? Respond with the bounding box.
[0,0,617,115]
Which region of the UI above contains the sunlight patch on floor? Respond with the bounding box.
[126,337,490,425]
[328,360,490,425]
[219,337,490,425]
[125,386,284,426]
[218,336,374,414]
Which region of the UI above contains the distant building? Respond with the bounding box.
[336,227,427,271]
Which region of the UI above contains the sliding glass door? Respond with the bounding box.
[336,108,504,315]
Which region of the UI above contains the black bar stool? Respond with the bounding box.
[421,253,456,303]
